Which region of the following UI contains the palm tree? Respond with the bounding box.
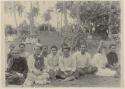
[44,9,52,31]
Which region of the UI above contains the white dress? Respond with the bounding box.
[23,55,50,86]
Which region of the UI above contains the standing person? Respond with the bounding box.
[19,43,29,59]
[57,44,76,81]
[73,42,97,79]
[44,45,59,80]
[42,45,48,58]
[91,44,116,76]
[107,44,120,77]
[7,44,15,63]
[23,44,49,86]
[6,49,28,85]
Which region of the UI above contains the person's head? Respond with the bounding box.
[11,49,20,59]
[9,44,15,52]
[19,43,26,52]
[34,44,42,55]
[62,44,70,57]
[42,45,48,52]
[80,43,87,54]
[98,45,107,54]
[51,45,58,55]
[109,44,116,52]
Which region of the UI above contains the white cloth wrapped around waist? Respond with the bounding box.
[27,71,49,81]
[96,68,116,76]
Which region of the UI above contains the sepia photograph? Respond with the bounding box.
[1,0,122,87]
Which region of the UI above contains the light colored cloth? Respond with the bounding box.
[96,68,116,76]
[59,55,76,72]
[91,53,108,68]
[20,51,30,59]
[44,54,59,72]
[25,37,31,44]
[26,55,40,73]
[73,51,91,68]
[24,54,49,85]
[92,53,116,76]
[24,72,50,86]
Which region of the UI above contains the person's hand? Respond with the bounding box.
[64,71,68,75]
[16,72,24,78]
[65,71,73,75]
[55,67,59,72]
[33,70,41,76]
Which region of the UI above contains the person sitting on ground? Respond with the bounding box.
[23,44,50,86]
[73,42,97,79]
[57,44,76,81]
[106,44,120,77]
[19,43,30,59]
[6,49,28,85]
[44,45,59,80]
[91,42,116,77]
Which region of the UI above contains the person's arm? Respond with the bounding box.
[54,55,60,71]
[22,58,28,78]
[87,53,92,67]
[90,54,96,67]
[44,56,51,71]
[59,56,65,72]
[27,55,40,73]
[71,55,76,72]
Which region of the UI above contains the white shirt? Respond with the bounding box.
[44,54,59,71]
[73,51,91,68]
[91,53,108,68]
[59,55,76,72]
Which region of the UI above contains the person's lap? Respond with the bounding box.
[74,66,97,78]
[6,72,25,85]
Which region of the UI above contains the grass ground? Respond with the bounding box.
[44,75,120,87]
[7,75,120,87]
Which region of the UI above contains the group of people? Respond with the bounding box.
[21,35,40,45]
[6,40,120,86]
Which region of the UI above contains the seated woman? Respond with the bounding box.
[23,44,50,86]
[91,42,116,77]
[6,49,28,85]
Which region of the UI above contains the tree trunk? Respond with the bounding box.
[30,2,34,35]
[108,2,113,39]
[63,2,68,34]
[13,3,18,27]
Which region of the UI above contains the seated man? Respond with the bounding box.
[6,49,28,85]
[106,44,120,77]
[23,44,49,86]
[57,44,76,81]
[45,45,59,80]
[73,43,97,78]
